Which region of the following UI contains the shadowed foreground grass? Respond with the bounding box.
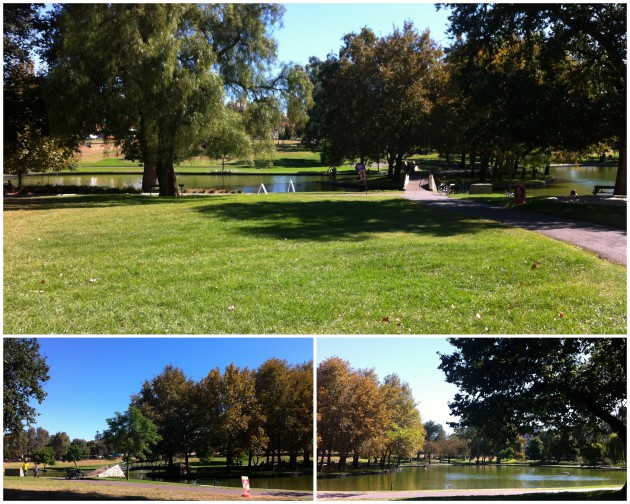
[3,193,626,334]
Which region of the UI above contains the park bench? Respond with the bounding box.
[592,185,615,195]
[149,184,184,195]
[65,468,86,479]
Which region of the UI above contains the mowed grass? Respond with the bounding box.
[3,193,626,334]
[3,477,305,501]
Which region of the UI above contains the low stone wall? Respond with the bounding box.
[5,468,24,477]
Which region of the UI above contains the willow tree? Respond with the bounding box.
[45,4,284,195]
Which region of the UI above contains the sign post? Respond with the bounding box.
[241,476,251,497]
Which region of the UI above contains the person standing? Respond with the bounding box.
[33,462,39,478]
[22,461,28,476]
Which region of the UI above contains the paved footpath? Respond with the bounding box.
[318,486,623,500]
[403,180,627,266]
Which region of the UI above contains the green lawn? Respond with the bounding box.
[3,193,626,334]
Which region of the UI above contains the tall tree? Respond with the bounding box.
[196,364,258,469]
[102,405,161,480]
[3,4,77,188]
[133,365,198,472]
[3,338,51,435]
[45,3,285,195]
[439,338,627,445]
[443,3,627,194]
[48,431,70,461]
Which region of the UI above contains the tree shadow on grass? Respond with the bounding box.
[4,488,152,500]
[195,197,507,242]
[2,194,216,212]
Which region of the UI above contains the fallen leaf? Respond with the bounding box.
[558,312,565,318]
[476,313,482,319]
[531,261,541,270]
[40,279,47,284]
[89,278,97,284]
[227,305,236,311]
[382,316,390,323]
[450,304,456,309]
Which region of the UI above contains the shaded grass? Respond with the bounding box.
[452,194,626,229]
[3,193,626,334]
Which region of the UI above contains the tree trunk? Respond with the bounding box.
[156,159,180,197]
[614,141,627,196]
[303,448,310,467]
[142,161,157,192]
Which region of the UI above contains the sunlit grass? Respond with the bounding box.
[4,193,626,334]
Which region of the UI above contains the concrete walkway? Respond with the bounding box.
[403,180,627,266]
[318,485,623,500]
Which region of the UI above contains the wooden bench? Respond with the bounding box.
[593,185,615,195]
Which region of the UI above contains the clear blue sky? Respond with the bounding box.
[31,337,313,441]
[275,3,452,65]
[317,337,460,432]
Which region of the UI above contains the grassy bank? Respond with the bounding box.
[4,193,626,334]
[3,477,307,501]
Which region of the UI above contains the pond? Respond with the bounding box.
[525,164,618,197]
[5,173,350,193]
[38,467,313,491]
[317,464,626,492]
[5,165,618,196]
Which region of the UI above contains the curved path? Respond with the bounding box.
[403,180,627,266]
[318,486,622,500]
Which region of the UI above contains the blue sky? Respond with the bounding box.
[31,337,313,440]
[275,3,452,65]
[317,338,460,432]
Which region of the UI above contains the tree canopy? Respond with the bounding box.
[3,338,51,435]
[442,3,627,194]
[438,338,627,445]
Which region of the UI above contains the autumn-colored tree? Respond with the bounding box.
[196,364,258,469]
[133,365,198,472]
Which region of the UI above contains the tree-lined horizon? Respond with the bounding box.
[4,3,626,195]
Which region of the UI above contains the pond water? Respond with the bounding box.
[5,165,618,196]
[6,173,349,193]
[39,467,313,491]
[317,464,626,492]
[524,164,618,197]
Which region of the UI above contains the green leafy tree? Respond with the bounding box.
[48,432,70,461]
[580,442,605,466]
[439,339,626,446]
[3,338,50,435]
[607,433,625,466]
[525,436,544,462]
[45,3,285,195]
[3,4,77,188]
[204,107,253,171]
[133,365,198,473]
[102,405,161,480]
[33,446,55,470]
[443,3,627,195]
[65,443,89,467]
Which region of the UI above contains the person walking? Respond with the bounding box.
[33,462,39,478]
[22,461,28,476]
